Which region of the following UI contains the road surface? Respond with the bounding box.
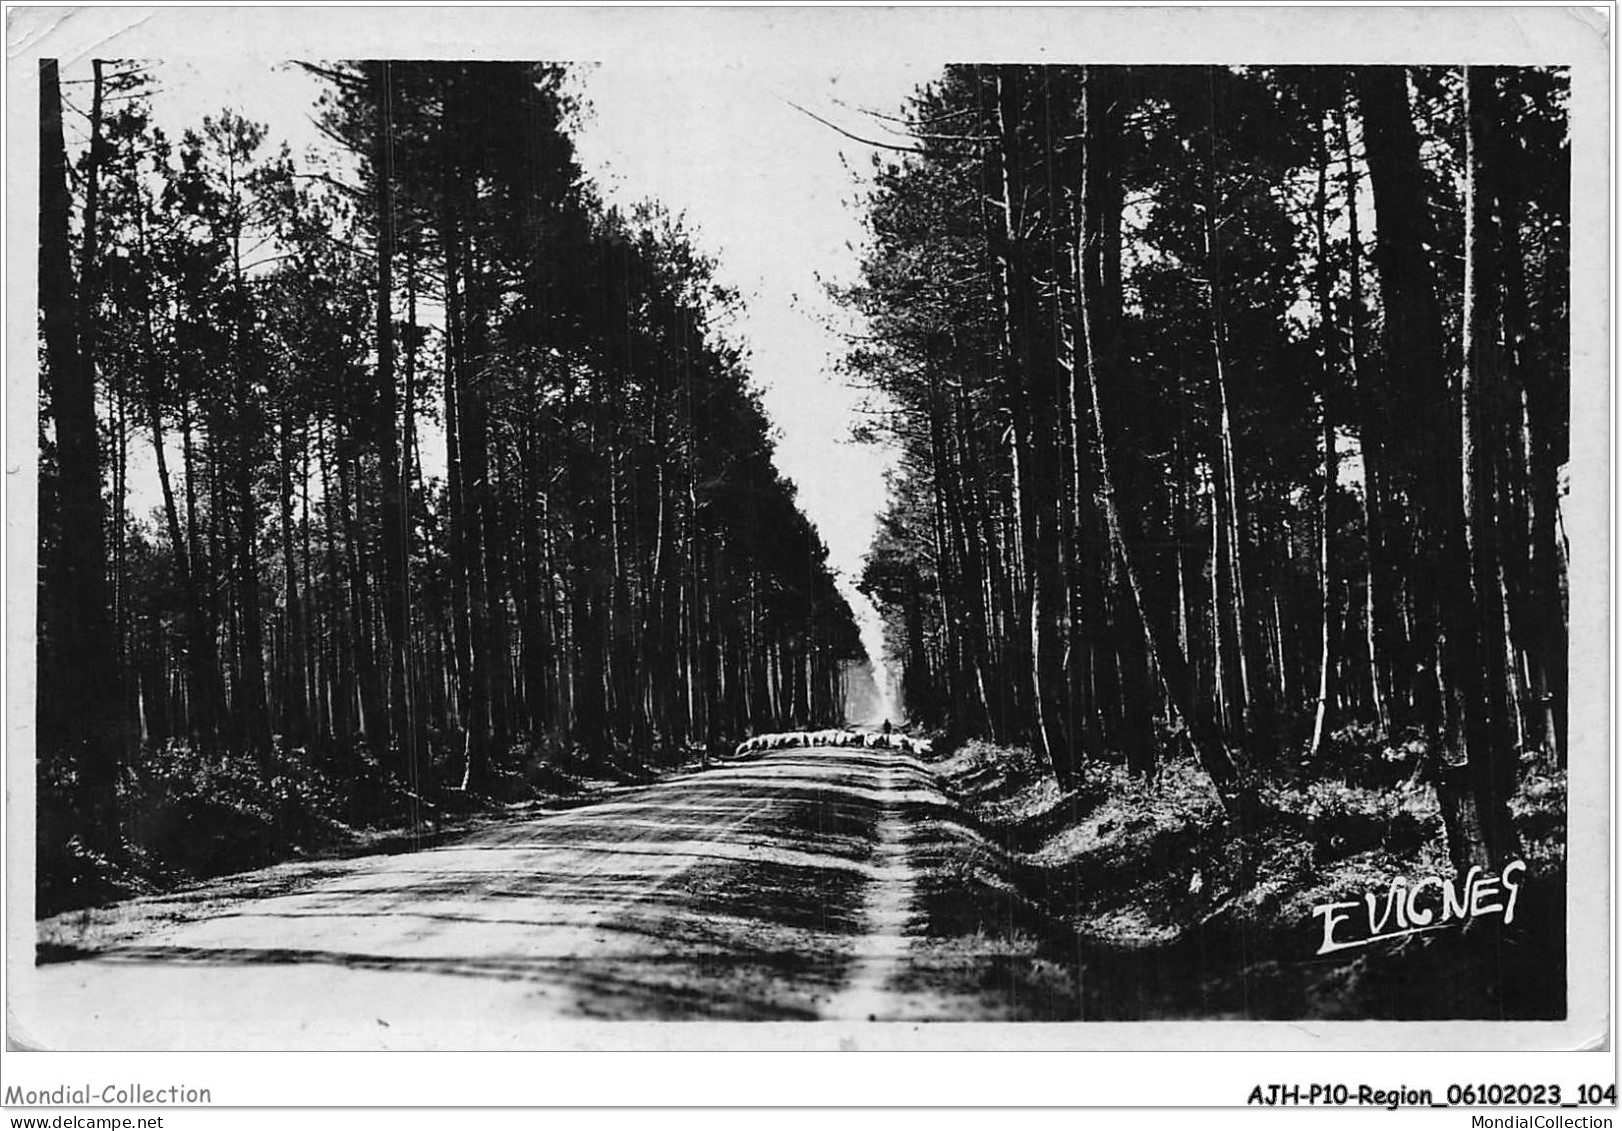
[18,743,1069,1048]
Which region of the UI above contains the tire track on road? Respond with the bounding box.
[23,750,886,1043]
[821,748,916,1021]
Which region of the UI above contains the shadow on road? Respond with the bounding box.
[35,743,1513,1034]
[32,749,908,1031]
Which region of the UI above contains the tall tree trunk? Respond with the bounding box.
[1309,108,1339,758]
[1455,66,1521,869]
[1357,66,1448,732]
[230,201,272,763]
[462,262,497,782]
[400,229,428,770]
[300,422,320,744]
[337,422,383,758]
[1338,99,1392,735]
[1360,64,1517,874]
[440,220,472,750]
[136,200,223,746]
[1200,68,1255,747]
[370,62,413,778]
[989,65,1071,784]
[1076,66,1243,809]
[442,198,490,789]
[278,403,309,747]
[39,58,121,854]
[1488,73,1565,766]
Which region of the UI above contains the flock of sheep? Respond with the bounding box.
[732,729,933,757]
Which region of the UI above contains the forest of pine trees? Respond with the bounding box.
[36,59,863,895]
[847,65,1568,877]
[33,55,1574,928]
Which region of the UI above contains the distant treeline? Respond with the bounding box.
[846,65,1568,875]
[38,59,862,860]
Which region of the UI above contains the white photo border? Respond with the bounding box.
[2,1,1613,1107]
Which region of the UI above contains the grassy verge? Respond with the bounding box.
[36,736,711,919]
[923,730,1567,1020]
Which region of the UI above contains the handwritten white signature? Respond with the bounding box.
[1311,860,1526,955]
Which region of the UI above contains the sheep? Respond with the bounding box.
[734,728,934,760]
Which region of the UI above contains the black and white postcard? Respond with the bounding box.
[4,2,1611,1111]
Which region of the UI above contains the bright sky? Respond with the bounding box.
[567,58,928,583]
[568,59,931,711]
[109,55,929,686]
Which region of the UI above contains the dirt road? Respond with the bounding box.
[20,744,1062,1048]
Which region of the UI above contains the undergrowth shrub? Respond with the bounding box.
[936,739,1043,801]
[122,742,345,877]
[1509,756,1566,876]
[935,732,1565,950]
[39,739,392,916]
[1258,778,1441,864]
[1308,723,1424,788]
